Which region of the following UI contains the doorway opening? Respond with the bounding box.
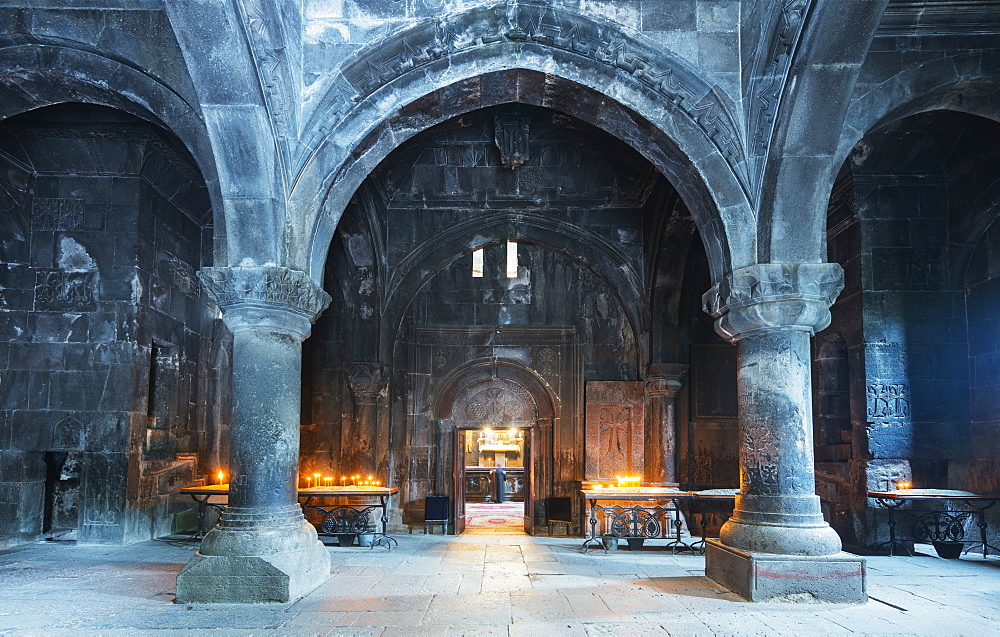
[457,426,529,534]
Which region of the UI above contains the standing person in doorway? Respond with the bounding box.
[492,466,507,504]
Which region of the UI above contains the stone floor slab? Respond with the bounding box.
[2,534,1000,635]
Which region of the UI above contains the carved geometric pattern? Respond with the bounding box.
[455,379,537,425]
[866,383,909,419]
[34,270,97,311]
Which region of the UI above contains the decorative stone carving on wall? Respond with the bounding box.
[34,270,97,311]
[158,257,201,298]
[32,198,84,231]
[455,379,537,426]
[82,454,122,527]
[535,348,557,376]
[346,362,384,399]
[867,383,910,419]
[585,381,644,480]
[494,109,530,169]
[53,416,84,451]
[198,266,332,319]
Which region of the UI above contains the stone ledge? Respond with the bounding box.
[705,539,867,603]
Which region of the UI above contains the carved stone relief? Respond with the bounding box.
[82,454,123,527]
[198,266,331,318]
[584,381,644,480]
[867,383,909,420]
[34,270,97,311]
[455,379,536,426]
[53,416,84,451]
[32,198,84,231]
[494,109,530,169]
[158,257,201,298]
[535,348,557,376]
[743,423,779,490]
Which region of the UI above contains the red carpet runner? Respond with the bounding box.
[464,502,524,531]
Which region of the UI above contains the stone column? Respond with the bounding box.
[345,363,384,478]
[644,364,687,485]
[701,264,866,603]
[176,266,332,603]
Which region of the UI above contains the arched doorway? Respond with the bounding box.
[433,359,557,535]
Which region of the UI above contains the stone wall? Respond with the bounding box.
[822,111,1000,548]
[0,106,226,547]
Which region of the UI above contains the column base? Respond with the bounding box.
[705,540,867,603]
[175,538,330,603]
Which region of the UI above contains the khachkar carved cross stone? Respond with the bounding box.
[176,266,332,604]
[700,263,865,604]
[584,382,644,481]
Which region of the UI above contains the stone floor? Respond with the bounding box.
[1,533,998,635]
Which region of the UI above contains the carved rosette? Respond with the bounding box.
[702,263,844,342]
[198,266,331,321]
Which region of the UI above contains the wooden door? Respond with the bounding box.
[523,427,533,534]
[453,429,466,535]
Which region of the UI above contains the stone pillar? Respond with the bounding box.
[701,264,866,603]
[644,364,687,485]
[345,363,384,478]
[176,267,332,603]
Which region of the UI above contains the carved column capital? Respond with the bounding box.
[198,266,331,337]
[645,363,688,398]
[702,263,844,342]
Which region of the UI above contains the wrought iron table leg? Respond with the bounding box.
[874,499,912,556]
[663,505,694,554]
[371,495,397,551]
[582,501,605,553]
[188,495,224,540]
[966,501,1000,558]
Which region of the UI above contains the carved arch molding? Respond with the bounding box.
[309,1,748,194]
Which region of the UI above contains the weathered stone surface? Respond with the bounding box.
[176,539,330,604]
[705,540,867,603]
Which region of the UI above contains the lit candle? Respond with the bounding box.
[323,476,333,487]
[306,475,312,488]
[217,470,224,485]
